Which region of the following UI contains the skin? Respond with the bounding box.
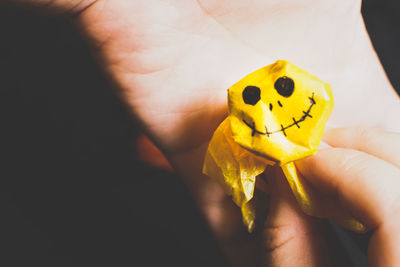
[297,128,400,267]
[2,0,400,266]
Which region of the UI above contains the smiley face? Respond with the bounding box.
[228,60,334,164]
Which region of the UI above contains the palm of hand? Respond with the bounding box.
[77,0,400,265]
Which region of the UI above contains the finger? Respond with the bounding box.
[296,148,400,229]
[323,127,400,168]
[262,166,330,267]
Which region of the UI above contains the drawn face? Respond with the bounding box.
[228,60,334,164]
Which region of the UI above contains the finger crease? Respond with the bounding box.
[263,234,295,253]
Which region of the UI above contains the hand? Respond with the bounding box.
[3,1,400,266]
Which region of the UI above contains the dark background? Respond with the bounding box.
[0,1,399,266]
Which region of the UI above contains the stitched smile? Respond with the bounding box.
[242,93,316,137]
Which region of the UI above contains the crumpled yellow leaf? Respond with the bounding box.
[203,60,366,233]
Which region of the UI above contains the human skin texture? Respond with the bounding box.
[2,0,400,266]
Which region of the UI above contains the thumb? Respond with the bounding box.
[262,166,330,267]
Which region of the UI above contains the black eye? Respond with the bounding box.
[242,86,261,105]
[274,76,294,97]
